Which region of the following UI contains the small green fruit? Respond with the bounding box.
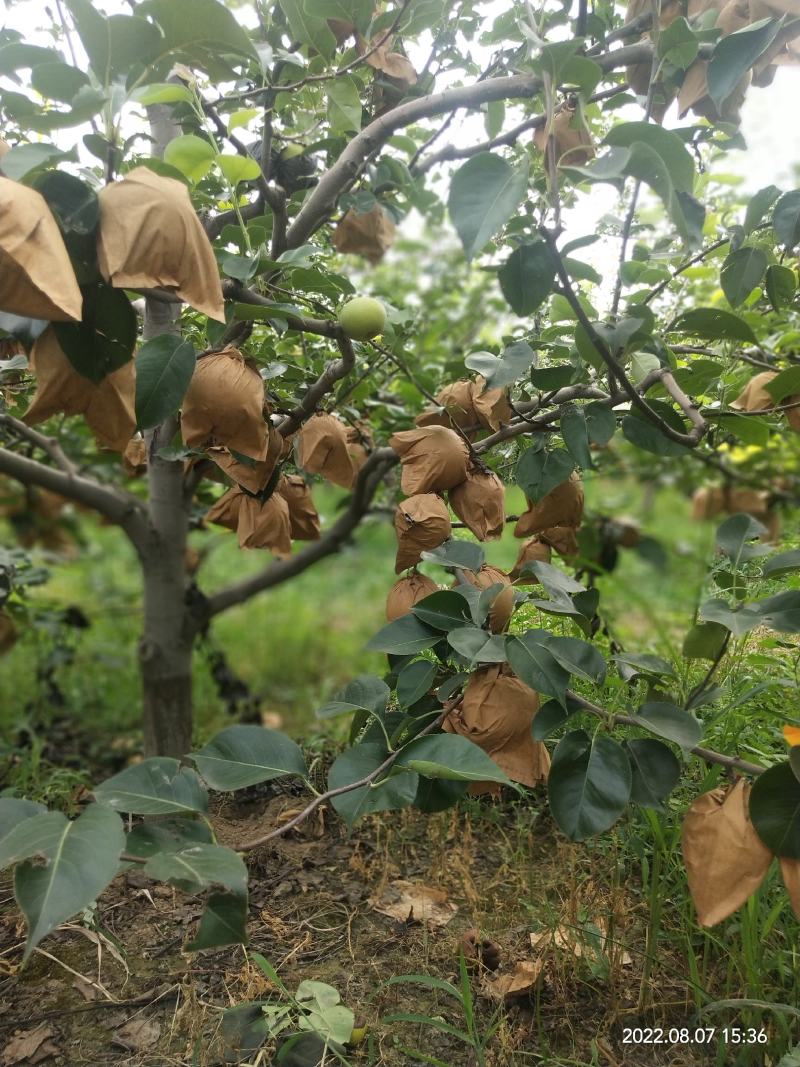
[338,296,387,341]
[280,143,305,160]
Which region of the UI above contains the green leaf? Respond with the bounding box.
[765,264,797,311]
[682,620,729,660]
[625,739,681,811]
[757,591,800,633]
[0,43,62,74]
[0,804,124,959]
[744,184,780,233]
[699,597,763,636]
[774,190,800,251]
[621,140,698,243]
[750,762,800,859]
[31,61,90,102]
[621,411,688,457]
[548,730,631,841]
[506,632,570,705]
[763,549,800,579]
[187,890,248,950]
[94,757,209,815]
[125,819,213,859]
[448,152,529,261]
[560,405,592,469]
[603,122,695,193]
[366,615,441,655]
[0,798,47,843]
[708,18,782,112]
[531,696,582,740]
[33,171,98,236]
[130,82,195,106]
[328,743,418,826]
[763,364,800,403]
[530,365,575,390]
[465,341,535,388]
[142,0,258,60]
[395,734,512,785]
[327,75,362,134]
[191,725,307,790]
[53,283,136,384]
[318,675,390,718]
[716,512,769,564]
[412,590,472,632]
[720,247,767,307]
[217,153,262,185]
[546,635,606,683]
[0,143,69,181]
[447,627,508,664]
[421,540,485,571]
[397,660,438,708]
[515,447,574,501]
[657,16,699,68]
[498,243,555,316]
[163,134,216,182]
[585,402,616,445]
[145,843,248,894]
[414,776,470,813]
[135,334,196,431]
[305,0,372,33]
[278,0,337,58]
[636,701,702,749]
[678,307,759,343]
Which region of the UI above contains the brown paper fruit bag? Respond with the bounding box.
[534,106,595,166]
[449,470,505,541]
[416,380,479,431]
[332,205,396,264]
[510,538,552,582]
[207,424,284,494]
[182,346,269,461]
[732,370,800,431]
[122,437,147,476]
[458,566,515,633]
[394,494,451,572]
[682,779,773,926]
[386,572,439,621]
[444,664,550,793]
[345,422,372,476]
[205,486,244,531]
[472,375,512,432]
[539,525,580,560]
[24,328,135,452]
[0,177,82,322]
[277,474,321,540]
[236,493,292,555]
[515,474,584,537]
[97,167,224,322]
[297,413,355,488]
[389,426,470,495]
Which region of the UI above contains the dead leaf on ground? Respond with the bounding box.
[480,959,543,1001]
[72,976,99,1002]
[530,920,632,965]
[112,1017,161,1052]
[371,880,457,927]
[2,1023,60,1066]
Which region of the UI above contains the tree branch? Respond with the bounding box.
[284,42,654,250]
[204,447,397,617]
[278,335,356,436]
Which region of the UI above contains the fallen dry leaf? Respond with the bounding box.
[112,1017,161,1052]
[481,959,543,1001]
[371,880,457,928]
[2,1023,60,1066]
[530,921,632,966]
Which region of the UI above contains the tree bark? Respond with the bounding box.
[139,294,194,758]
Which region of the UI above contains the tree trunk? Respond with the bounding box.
[139,294,194,758]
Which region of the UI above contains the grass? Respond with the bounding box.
[1,474,799,1065]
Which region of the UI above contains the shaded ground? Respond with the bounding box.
[2,778,797,1067]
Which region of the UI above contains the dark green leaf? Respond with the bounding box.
[420,540,485,572]
[448,152,529,261]
[366,615,442,655]
[613,652,676,679]
[135,334,197,431]
[682,621,729,660]
[447,627,508,663]
[31,62,89,102]
[142,0,258,60]
[277,0,337,58]
[548,730,631,841]
[191,725,307,790]
[625,739,681,811]
[708,17,782,111]
[187,890,248,950]
[0,143,69,181]
[94,757,209,815]
[413,776,470,813]
[763,549,800,579]
[498,243,555,316]
[716,513,769,564]
[560,405,592,469]
[145,843,248,894]
[720,247,767,307]
[412,590,473,632]
[765,264,797,311]
[397,661,438,708]
[744,184,780,233]
[516,447,575,500]
[604,122,695,192]
[764,365,800,402]
[621,412,688,457]
[328,743,418,826]
[0,798,46,842]
[53,283,136,384]
[671,307,757,343]
[546,635,607,683]
[395,734,511,785]
[750,762,800,859]
[585,402,616,445]
[531,696,582,740]
[125,819,213,859]
[506,632,570,705]
[774,190,800,251]
[636,701,702,748]
[318,675,390,718]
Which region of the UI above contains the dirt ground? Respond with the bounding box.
[0,782,769,1067]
